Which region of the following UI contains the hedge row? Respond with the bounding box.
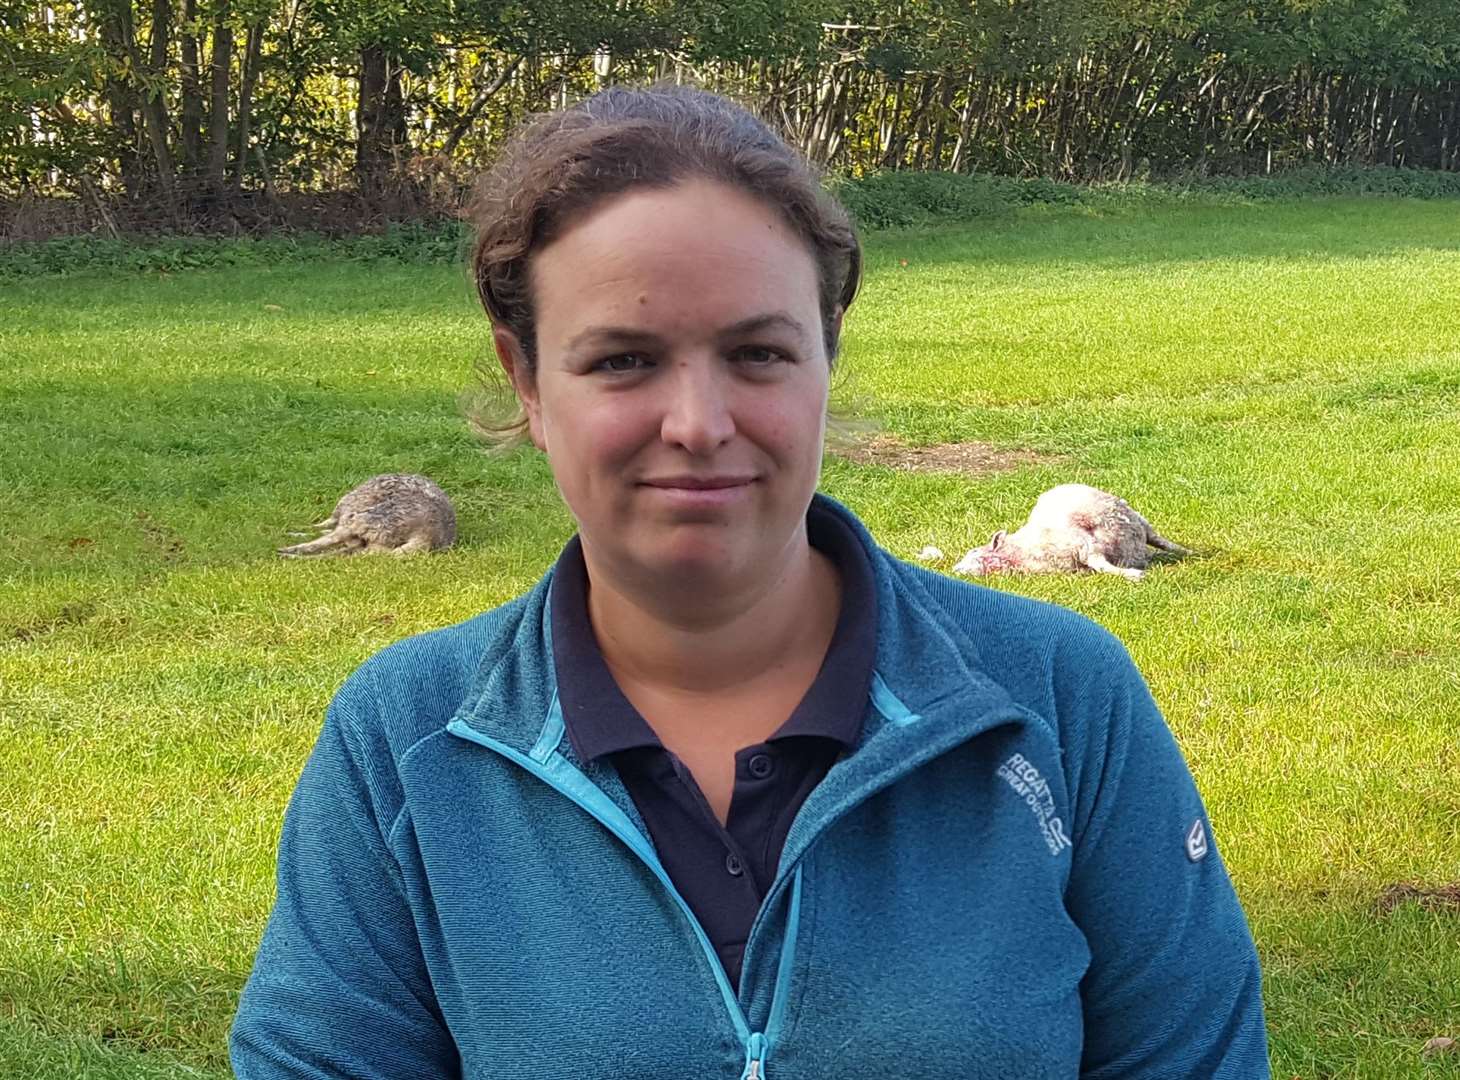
[4,167,1458,281]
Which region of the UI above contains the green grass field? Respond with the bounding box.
[3,196,1458,1078]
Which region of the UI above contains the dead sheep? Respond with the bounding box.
[952,484,1188,581]
[278,474,456,558]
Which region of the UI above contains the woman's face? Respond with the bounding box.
[501,178,833,596]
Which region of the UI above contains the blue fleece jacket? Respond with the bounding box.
[231,495,1270,1079]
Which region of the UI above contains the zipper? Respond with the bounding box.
[741,1032,768,1080]
[446,716,802,1077]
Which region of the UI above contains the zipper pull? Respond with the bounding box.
[741,1031,768,1079]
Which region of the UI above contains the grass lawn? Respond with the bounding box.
[2,195,1458,1078]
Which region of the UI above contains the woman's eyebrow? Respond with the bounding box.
[716,312,810,342]
[564,326,660,352]
[565,313,810,353]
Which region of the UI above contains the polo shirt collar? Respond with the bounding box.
[550,501,879,764]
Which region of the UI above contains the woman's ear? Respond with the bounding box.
[493,326,546,451]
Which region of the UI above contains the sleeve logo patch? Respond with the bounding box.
[1185,818,1209,862]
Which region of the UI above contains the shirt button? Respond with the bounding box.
[747,753,774,779]
[725,852,744,877]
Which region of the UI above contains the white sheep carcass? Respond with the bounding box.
[952,484,1188,581]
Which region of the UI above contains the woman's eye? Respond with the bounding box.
[596,354,649,373]
[735,346,787,366]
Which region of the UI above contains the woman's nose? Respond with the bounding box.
[659,360,736,455]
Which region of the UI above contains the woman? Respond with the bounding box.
[232,86,1270,1079]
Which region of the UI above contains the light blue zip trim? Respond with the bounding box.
[527,692,565,763]
[870,670,921,727]
[446,715,748,1041]
[447,712,831,1078]
[756,867,803,1075]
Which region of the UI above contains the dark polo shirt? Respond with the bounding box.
[549,503,878,989]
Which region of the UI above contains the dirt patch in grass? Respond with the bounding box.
[1376,881,1460,914]
[832,434,1057,476]
[9,600,97,642]
[134,511,186,561]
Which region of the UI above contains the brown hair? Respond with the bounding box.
[466,84,862,444]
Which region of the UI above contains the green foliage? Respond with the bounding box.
[4,166,1458,280]
[0,0,107,188]
[1181,163,1460,200]
[831,172,1025,229]
[831,165,1460,230]
[0,221,469,279]
[3,0,1459,208]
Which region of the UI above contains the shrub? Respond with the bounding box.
[0,222,470,281]
[2,167,1455,280]
[830,171,1024,229]
[831,165,1460,231]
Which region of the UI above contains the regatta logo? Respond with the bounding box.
[996,753,1072,856]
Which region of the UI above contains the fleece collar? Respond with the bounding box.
[448,494,1039,861]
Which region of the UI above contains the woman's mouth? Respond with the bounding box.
[639,475,757,508]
